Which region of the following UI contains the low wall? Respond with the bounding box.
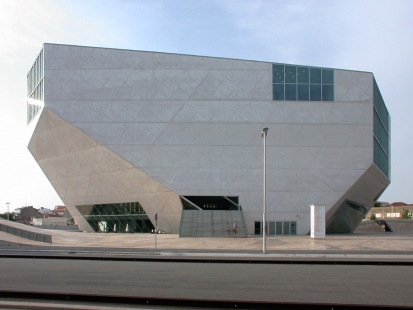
[384,219,413,232]
[0,221,52,243]
[355,219,413,233]
[0,240,24,246]
[354,221,385,233]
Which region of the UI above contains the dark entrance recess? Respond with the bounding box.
[375,220,393,232]
[181,196,239,210]
[254,221,261,235]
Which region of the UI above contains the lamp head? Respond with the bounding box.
[261,127,268,137]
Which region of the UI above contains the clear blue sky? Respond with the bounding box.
[1,0,412,213]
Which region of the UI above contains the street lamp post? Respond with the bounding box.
[261,127,268,254]
[6,202,10,221]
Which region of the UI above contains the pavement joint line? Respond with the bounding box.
[0,300,141,310]
[4,247,413,258]
[0,290,409,309]
[2,252,413,261]
[2,248,413,258]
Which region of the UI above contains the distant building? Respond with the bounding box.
[39,207,51,214]
[367,202,413,219]
[50,206,76,225]
[388,202,407,207]
[32,215,67,226]
[14,206,40,219]
[14,216,32,225]
[52,205,68,216]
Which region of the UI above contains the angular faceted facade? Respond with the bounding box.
[27,44,390,235]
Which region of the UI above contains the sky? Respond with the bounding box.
[0,0,412,213]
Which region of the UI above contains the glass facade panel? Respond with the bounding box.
[373,79,389,132]
[322,85,334,101]
[374,138,389,178]
[276,222,283,235]
[285,84,297,101]
[297,84,309,101]
[290,222,297,235]
[27,48,44,124]
[273,64,334,102]
[310,84,321,101]
[322,69,334,84]
[255,221,296,236]
[269,221,275,235]
[254,221,261,235]
[273,64,284,83]
[283,222,290,235]
[76,202,154,233]
[310,68,321,84]
[26,103,42,124]
[297,67,309,83]
[273,84,284,100]
[285,65,296,83]
[373,78,390,179]
[374,110,389,154]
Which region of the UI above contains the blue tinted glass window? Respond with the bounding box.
[273,84,284,100]
[272,64,334,102]
[374,110,389,155]
[75,202,154,233]
[276,222,282,235]
[273,64,284,83]
[285,65,296,83]
[373,79,389,132]
[310,85,321,101]
[297,67,309,83]
[373,78,390,179]
[322,85,334,101]
[310,68,321,84]
[374,138,389,178]
[298,84,309,101]
[285,84,296,100]
[322,69,334,84]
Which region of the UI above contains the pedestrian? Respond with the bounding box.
[233,221,237,234]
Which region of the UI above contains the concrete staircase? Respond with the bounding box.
[179,210,247,238]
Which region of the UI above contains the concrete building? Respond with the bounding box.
[32,216,67,226]
[14,206,40,219]
[27,44,390,236]
[367,202,413,220]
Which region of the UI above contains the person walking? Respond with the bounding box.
[233,221,237,234]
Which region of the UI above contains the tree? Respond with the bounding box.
[401,209,411,219]
[369,213,377,220]
[374,201,382,208]
[0,213,14,221]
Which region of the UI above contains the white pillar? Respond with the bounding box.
[310,204,326,239]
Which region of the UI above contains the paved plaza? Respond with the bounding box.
[2,219,413,255]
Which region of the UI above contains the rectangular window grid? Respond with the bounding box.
[373,79,390,179]
[27,48,44,124]
[273,64,334,102]
[254,221,297,235]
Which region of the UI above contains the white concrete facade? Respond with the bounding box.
[27,44,390,235]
